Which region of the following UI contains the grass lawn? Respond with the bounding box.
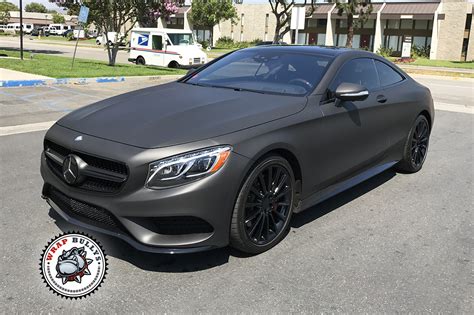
[206,48,236,59]
[0,49,186,79]
[390,57,474,69]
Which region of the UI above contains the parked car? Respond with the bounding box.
[41,46,434,255]
[128,28,207,68]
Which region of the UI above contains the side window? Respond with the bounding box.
[152,35,163,50]
[375,60,404,87]
[329,58,380,92]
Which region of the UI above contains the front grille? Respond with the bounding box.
[44,140,128,193]
[151,216,214,235]
[193,58,200,64]
[45,185,127,235]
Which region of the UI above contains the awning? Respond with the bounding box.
[309,4,334,18]
[381,2,440,19]
[331,3,383,19]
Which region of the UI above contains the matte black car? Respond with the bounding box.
[41,46,434,254]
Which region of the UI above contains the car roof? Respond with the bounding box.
[242,45,374,58]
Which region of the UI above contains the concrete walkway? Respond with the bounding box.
[399,64,474,74]
[0,68,52,80]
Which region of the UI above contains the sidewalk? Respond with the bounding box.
[0,68,51,80]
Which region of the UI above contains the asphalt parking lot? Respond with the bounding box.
[0,75,472,312]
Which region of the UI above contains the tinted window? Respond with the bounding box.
[375,60,404,87]
[185,50,332,96]
[330,58,379,92]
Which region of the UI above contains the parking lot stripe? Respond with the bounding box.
[434,102,474,115]
[0,121,55,137]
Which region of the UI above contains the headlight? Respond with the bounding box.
[145,146,232,189]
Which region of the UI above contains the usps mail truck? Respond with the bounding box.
[128,28,207,68]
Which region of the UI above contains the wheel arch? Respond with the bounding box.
[419,110,432,130]
[237,145,303,200]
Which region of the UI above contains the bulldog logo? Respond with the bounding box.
[40,232,107,299]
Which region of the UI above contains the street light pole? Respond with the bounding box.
[19,0,23,60]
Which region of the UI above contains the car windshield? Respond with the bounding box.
[168,33,194,46]
[185,50,332,96]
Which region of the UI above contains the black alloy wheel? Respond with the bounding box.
[230,156,295,254]
[396,115,431,173]
[411,118,429,168]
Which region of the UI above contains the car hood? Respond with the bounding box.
[57,82,307,149]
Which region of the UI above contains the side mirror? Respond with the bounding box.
[335,82,369,102]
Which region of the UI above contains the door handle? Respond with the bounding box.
[377,95,387,103]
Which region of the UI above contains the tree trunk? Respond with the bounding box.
[273,21,281,43]
[107,45,119,66]
[346,13,354,48]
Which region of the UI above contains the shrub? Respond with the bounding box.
[198,40,210,49]
[376,46,393,57]
[66,31,74,41]
[250,38,263,45]
[215,36,235,48]
[411,44,430,59]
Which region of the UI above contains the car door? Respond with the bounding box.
[373,60,412,152]
[151,34,165,66]
[317,57,391,188]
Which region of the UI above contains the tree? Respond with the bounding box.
[52,12,65,24]
[0,2,17,25]
[268,1,316,44]
[331,0,372,48]
[25,2,48,13]
[50,0,181,66]
[189,0,238,46]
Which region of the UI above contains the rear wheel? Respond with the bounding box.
[168,61,180,68]
[136,56,145,66]
[395,115,430,173]
[230,156,295,254]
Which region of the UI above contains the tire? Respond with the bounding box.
[395,115,431,173]
[230,156,296,254]
[168,61,180,69]
[136,56,145,66]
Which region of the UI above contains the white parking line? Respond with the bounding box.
[0,121,56,137]
[434,102,474,114]
[0,102,472,137]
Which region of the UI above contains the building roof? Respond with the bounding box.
[381,2,440,15]
[331,3,383,18]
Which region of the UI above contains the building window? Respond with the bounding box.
[317,19,327,28]
[413,36,427,47]
[317,33,326,45]
[414,20,428,30]
[307,19,318,28]
[265,13,269,34]
[387,20,400,30]
[400,19,413,30]
[339,19,347,29]
[362,19,375,29]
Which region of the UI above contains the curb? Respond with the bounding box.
[0,75,183,88]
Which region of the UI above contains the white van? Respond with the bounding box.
[48,24,71,35]
[6,23,33,34]
[128,28,207,68]
[95,32,125,46]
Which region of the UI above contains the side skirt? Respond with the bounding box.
[295,161,398,213]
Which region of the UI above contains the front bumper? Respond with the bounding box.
[41,124,249,254]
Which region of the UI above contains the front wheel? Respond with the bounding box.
[230,156,295,254]
[136,56,145,66]
[395,115,431,173]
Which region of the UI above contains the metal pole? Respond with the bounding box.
[71,23,82,69]
[19,0,23,60]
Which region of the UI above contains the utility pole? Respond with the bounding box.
[19,0,23,60]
